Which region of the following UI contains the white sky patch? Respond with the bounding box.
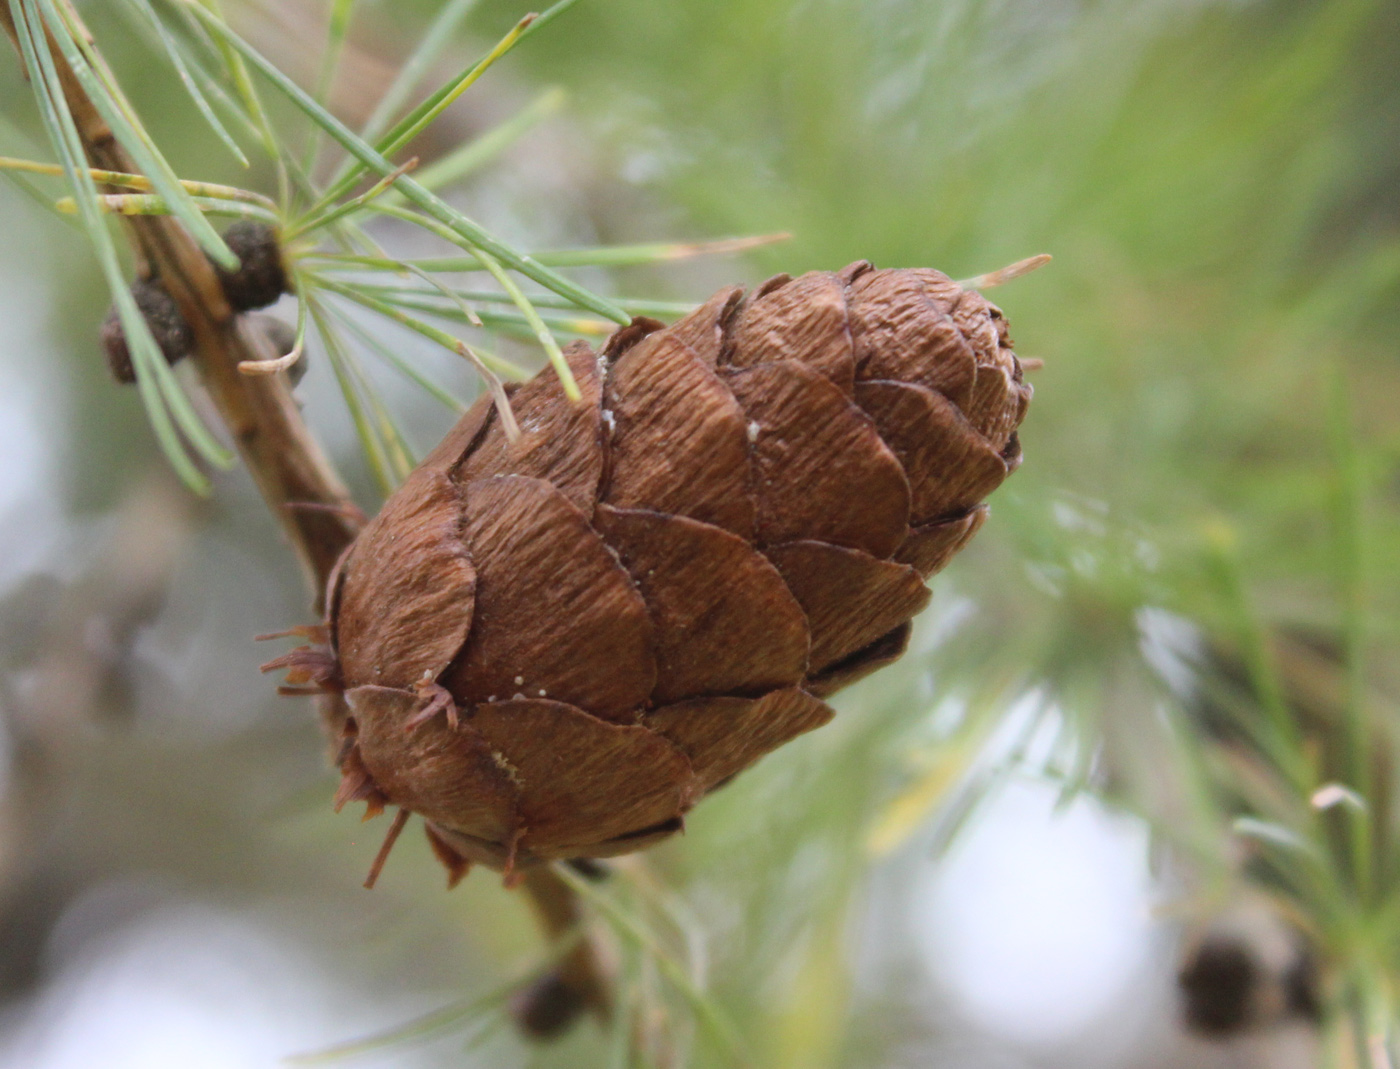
[0,191,64,595]
[912,776,1157,1048]
[0,886,418,1069]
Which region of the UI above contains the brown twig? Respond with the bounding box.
[0,9,616,1037]
[517,866,615,1037]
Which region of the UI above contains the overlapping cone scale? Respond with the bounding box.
[294,262,1031,879]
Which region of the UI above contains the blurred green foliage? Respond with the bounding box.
[2,0,1398,1064]
[493,0,1400,1061]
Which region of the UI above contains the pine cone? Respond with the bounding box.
[271,261,1031,880]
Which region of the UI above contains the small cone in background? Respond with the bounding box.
[100,221,291,384]
[101,277,193,384]
[269,262,1034,878]
[214,220,290,313]
[1178,907,1322,1038]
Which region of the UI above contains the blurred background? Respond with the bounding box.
[0,0,1396,1065]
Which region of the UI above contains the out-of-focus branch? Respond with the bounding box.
[0,473,198,978]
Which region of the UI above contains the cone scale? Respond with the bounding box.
[268,261,1032,881]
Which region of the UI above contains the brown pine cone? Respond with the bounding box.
[269,261,1031,881]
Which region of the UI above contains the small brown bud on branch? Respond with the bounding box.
[99,221,292,384]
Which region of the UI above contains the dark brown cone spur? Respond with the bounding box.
[263,261,1034,885]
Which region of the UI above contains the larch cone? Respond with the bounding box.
[265,261,1032,883]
